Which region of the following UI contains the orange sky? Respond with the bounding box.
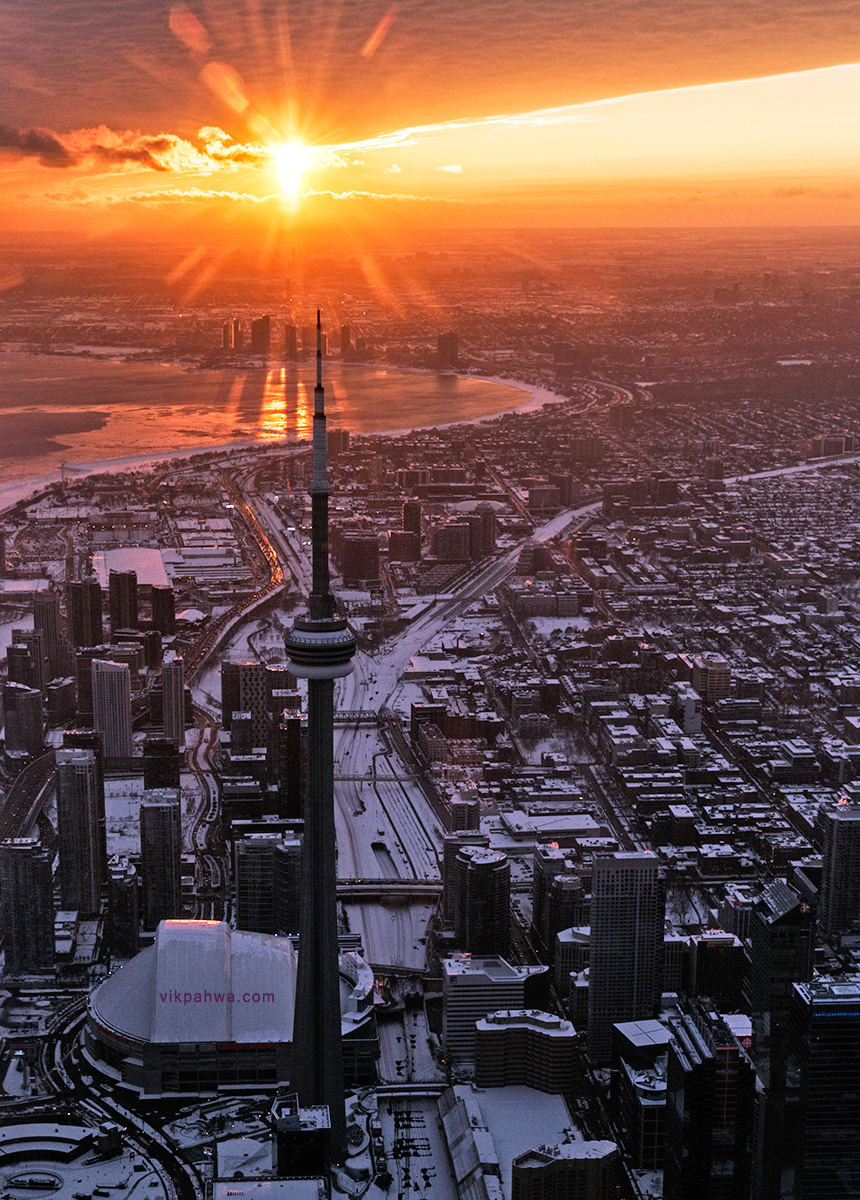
[1,1,859,236]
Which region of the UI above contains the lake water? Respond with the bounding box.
[0,354,526,481]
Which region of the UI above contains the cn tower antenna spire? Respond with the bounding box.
[317,307,323,389]
[309,308,332,619]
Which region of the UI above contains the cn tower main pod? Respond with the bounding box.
[284,311,357,1160]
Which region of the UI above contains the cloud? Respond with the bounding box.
[6,68,55,97]
[772,185,856,200]
[45,181,468,207]
[324,102,604,157]
[48,187,282,206]
[385,164,402,173]
[437,163,463,173]
[63,126,206,172]
[197,126,269,167]
[0,122,272,174]
[0,123,75,167]
[323,62,860,161]
[305,188,466,202]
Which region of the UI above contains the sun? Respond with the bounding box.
[274,142,311,198]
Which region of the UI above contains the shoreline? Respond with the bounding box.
[0,358,569,514]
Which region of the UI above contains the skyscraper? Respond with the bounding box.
[62,727,107,876]
[56,746,103,914]
[270,714,305,819]
[107,856,140,959]
[92,659,133,759]
[664,1004,758,1200]
[2,681,44,757]
[748,881,814,1200]
[532,842,589,959]
[34,589,65,678]
[251,314,272,354]
[402,498,422,540]
[7,636,44,694]
[442,953,548,1064]
[234,833,281,933]
[442,831,490,922]
[274,835,302,935]
[74,645,109,717]
[587,852,664,1064]
[284,312,357,1158]
[818,801,860,938]
[284,323,298,360]
[437,330,458,368]
[221,660,270,745]
[161,649,185,747]
[140,791,182,929]
[66,577,103,647]
[453,845,511,957]
[476,502,497,553]
[151,585,176,636]
[0,838,54,977]
[787,977,860,1198]
[109,569,138,634]
[143,736,181,790]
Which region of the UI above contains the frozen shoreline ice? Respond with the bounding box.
[0,371,567,512]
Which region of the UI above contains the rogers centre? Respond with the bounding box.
[85,920,379,1097]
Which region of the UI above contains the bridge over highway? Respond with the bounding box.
[337,878,442,900]
[333,710,379,725]
[335,774,414,782]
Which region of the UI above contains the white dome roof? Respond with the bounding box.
[91,920,297,1045]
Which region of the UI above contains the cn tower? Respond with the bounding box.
[285,311,357,1158]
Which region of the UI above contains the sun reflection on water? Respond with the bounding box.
[259,368,311,441]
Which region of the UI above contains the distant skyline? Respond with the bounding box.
[1,1,859,237]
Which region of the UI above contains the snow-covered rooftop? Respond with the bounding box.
[93,546,169,587]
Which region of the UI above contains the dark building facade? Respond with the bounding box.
[0,837,54,977]
[453,846,511,957]
[109,569,138,634]
[143,737,181,790]
[664,1004,757,1200]
[151,585,176,636]
[587,852,664,1064]
[787,978,860,1199]
[747,881,814,1200]
[66,577,103,647]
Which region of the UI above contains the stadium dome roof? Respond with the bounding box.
[90,920,300,1045]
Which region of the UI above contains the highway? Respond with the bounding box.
[188,714,225,917]
[236,474,605,969]
[0,750,56,840]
